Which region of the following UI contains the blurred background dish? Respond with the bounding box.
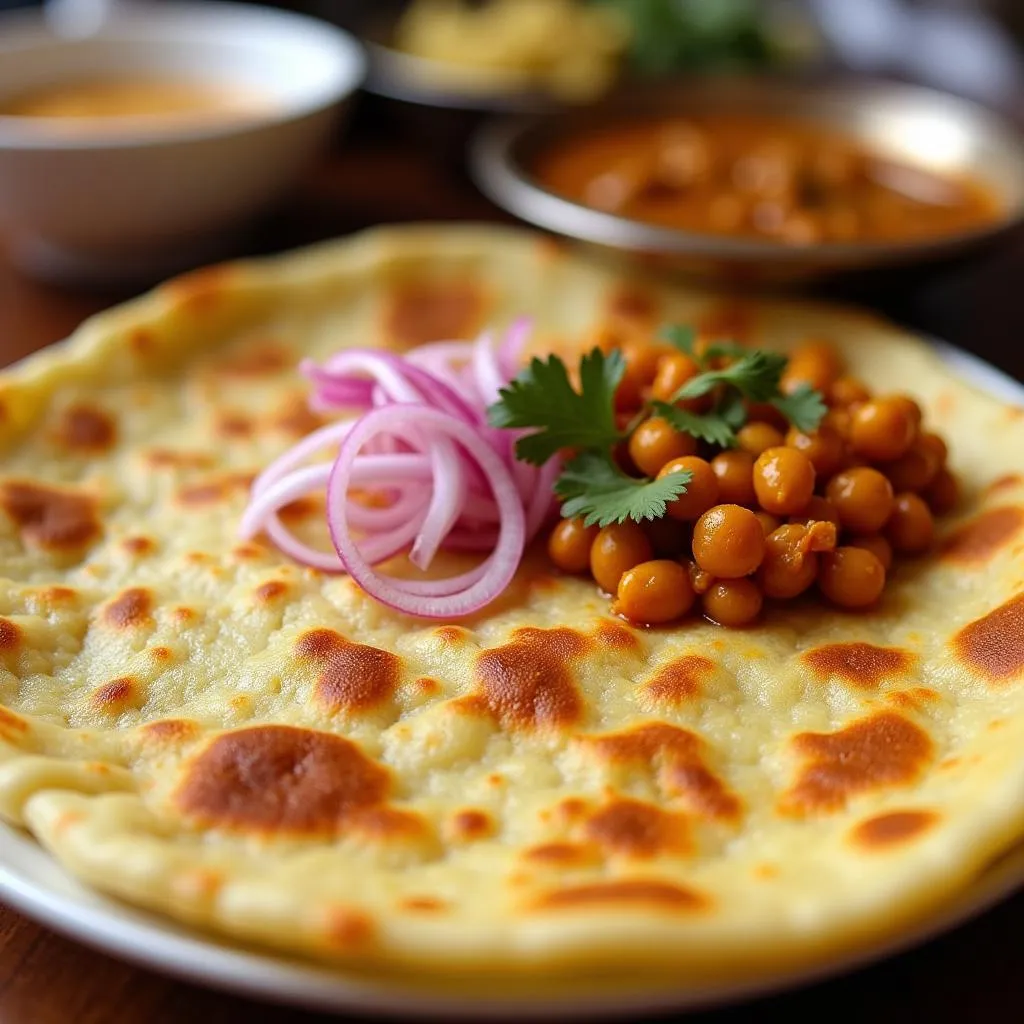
[0,1,364,285]
[472,78,1024,283]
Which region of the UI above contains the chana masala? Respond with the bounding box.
[251,320,955,629]
[533,115,1000,245]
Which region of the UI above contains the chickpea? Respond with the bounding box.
[590,522,653,594]
[644,516,691,558]
[830,376,871,407]
[686,559,714,595]
[818,546,886,609]
[789,495,842,530]
[884,435,942,492]
[548,518,598,574]
[918,432,948,466]
[628,417,698,477]
[753,447,816,516]
[785,424,844,479]
[823,407,854,442]
[710,450,757,506]
[659,456,720,521]
[846,534,893,572]
[781,340,841,395]
[651,351,700,402]
[614,560,695,625]
[702,578,764,627]
[888,395,923,430]
[692,504,765,578]
[885,492,935,555]
[737,421,785,457]
[848,398,918,462]
[754,511,782,536]
[924,467,959,516]
[615,341,667,411]
[825,467,895,535]
[758,523,821,599]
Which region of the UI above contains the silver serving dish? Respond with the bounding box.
[471,78,1024,283]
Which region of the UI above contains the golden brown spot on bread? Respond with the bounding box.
[474,627,588,732]
[323,906,375,949]
[534,879,707,912]
[128,328,156,355]
[295,628,400,714]
[141,719,200,745]
[523,842,602,867]
[349,806,433,845]
[449,809,493,842]
[415,677,441,696]
[272,395,324,437]
[400,896,447,913]
[952,593,1024,682]
[698,301,753,342]
[593,620,640,651]
[780,712,934,817]
[851,809,938,849]
[941,507,1024,565]
[102,588,153,629]
[802,643,915,689]
[177,473,254,507]
[176,725,390,836]
[584,798,690,859]
[887,687,939,711]
[279,497,319,523]
[165,263,235,314]
[232,542,266,560]
[254,580,289,603]
[53,404,116,452]
[173,606,197,624]
[555,797,589,824]
[0,480,100,552]
[385,281,486,348]
[213,339,290,377]
[754,864,778,880]
[36,586,77,607]
[0,618,21,651]
[145,449,214,470]
[91,677,141,712]
[640,655,714,705]
[434,625,471,647]
[585,723,740,820]
[215,412,254,439]
[150,646,173,662]
[987,474,1022,495]
[608,286,658,323]
[121,536,155,556]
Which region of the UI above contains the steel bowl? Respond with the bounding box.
[470,77,1024,284]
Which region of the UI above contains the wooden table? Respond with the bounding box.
[1,126,1023,1023]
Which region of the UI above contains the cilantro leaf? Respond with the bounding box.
[672,350,787,403]
[718,390,748,429]
[771,382,828,433]
[650,401,737,448]
[487,348,623,466]
[659,324,696,357]
[700,339,748,363]
[555,451,692,528]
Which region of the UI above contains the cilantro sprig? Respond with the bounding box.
[555,452,692,528]
[486,323,828,528]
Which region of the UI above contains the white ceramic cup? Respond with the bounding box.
[0,1,366,285]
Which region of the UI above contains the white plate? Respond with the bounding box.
[0,338,1021,1020]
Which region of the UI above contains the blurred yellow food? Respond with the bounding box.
[394,0,630,101]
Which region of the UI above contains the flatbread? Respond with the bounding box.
[0,224,1022,984]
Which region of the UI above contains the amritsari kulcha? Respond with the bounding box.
[0,226,1021,987]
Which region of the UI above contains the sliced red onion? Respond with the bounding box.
[326,404,525,618]
[498,317,532,379]
[472,331,505,407]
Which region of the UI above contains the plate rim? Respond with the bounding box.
[0,336,1020,1020]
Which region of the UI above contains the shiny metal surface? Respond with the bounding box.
[471,78,1024,283]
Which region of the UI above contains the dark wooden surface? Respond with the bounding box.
[0,104,1023,1022]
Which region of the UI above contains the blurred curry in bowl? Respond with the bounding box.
[533,114,1003,246]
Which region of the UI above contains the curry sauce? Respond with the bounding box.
[534,115,1000,245]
